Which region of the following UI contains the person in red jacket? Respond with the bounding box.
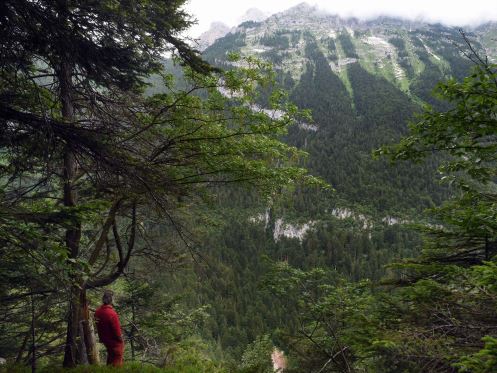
[95,290,124,367]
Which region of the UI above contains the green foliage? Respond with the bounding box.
[203,32,247,62]
[380,62,497,171]
[389,37,409,58]
[256,257,497,372]
[457,336,497,372]
[338,33,358,58]
[389,37,415,78]
[239,335,274,373]
[374,52,497,370]
[160,337,228,373]
[0,0,322,368]
[118,273,212,364]
[3,3,493,370]
[377,59,497,263]
[262,261,377,372]
[260,32,290,49]
[282,35,448,213]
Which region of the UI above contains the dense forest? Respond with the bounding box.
[2,1,497,373]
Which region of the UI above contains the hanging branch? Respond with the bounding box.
[87,202,138,288]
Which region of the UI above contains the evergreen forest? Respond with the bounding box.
[1,1,497,373]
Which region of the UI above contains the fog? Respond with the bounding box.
[185,0,497,37]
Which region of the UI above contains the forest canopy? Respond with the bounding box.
[2,1,497,372]
[0,0,320,368]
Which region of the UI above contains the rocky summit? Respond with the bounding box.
[203,2,497,102]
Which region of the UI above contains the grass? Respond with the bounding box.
[0,361,227,373]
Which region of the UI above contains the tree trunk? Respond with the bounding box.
[30,294,36,373]
[63,286,81,367]
[57,54,92,367]
[64,285,100,366]
[78,318,88,365]
[130,302,136,360]
[82,295,100,364]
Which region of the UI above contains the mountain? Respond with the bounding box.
[207,3,496,100]
[475,21,497,60]
[153,4,497,364]
[197,8,269,51]
[237,7,269,24]
[188,3,497,357]
[203,4,497,215]
[197,22,231,51]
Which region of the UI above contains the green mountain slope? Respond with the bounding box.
[203,5,496,214]
[189,4,497,357]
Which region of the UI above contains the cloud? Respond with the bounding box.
[185,0,497,37]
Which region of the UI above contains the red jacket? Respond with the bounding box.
[95,304,123,346]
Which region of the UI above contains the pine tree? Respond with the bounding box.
[0,1,318,366]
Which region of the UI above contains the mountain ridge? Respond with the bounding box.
[199,4,497,217]
[200,3,497,68]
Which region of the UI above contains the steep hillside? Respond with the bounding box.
[203,3,496,215]
[206,3,493,99]
[189,4,497,357]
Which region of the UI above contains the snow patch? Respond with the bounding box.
[364,36,390,49]
[393,63,405,79]
[216,87,318,132]
[298,123,318,132]
[246,46,273,54]
[250,105,318,131]
[332,208,410,229]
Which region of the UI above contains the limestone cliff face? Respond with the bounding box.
[197,8,270,51]
[201,2,497,223]
[197,22,230,51]
[205,2,497,93]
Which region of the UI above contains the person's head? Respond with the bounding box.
[102,289,114,305]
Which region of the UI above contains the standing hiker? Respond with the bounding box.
[95,290,124,367]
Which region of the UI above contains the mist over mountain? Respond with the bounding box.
[237,7,269,24]
[199,2,497,57]
[197,7,270,50]
[197,22,231,50]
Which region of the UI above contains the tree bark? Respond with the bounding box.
[130,301,136,361]
[63,288,82,367]
[57,53,91,367]
[15,330,30,364]
[82,296,100,364]
[30,294,36,373]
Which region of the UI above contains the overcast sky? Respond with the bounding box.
[185,0,497,37]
